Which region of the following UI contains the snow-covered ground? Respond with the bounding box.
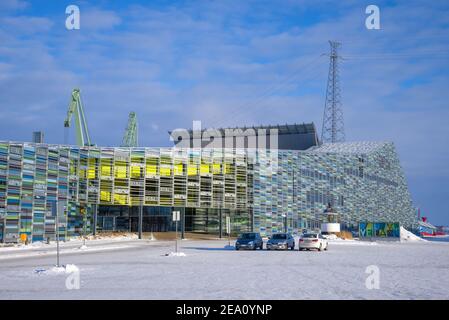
[1,238,449,299]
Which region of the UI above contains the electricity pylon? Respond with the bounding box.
[321,41,345,143]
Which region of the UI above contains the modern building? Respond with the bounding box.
[32,131,44,144]
[0,124,417,243]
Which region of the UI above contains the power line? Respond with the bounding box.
[208,55,325,129]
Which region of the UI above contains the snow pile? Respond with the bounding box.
[400,226,426,242]
[50,266,66,273]
[323,234,339,240]
[165,252,186,257]
[330,239,378,246]
[33,264,80,275]
[64,264,79,273]
[29,241,47,248]
[69,232,139,242]
[46,264,79,274]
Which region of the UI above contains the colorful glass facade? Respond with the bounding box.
[0,141,417,242]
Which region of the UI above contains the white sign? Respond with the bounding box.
[172,211,180,222]
[226,216,231,234]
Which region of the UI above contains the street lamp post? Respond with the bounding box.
[172,210,180,253]
[282,213,287,233]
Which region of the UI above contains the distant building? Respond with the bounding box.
[170,123,320,150]
[32,131,44,143]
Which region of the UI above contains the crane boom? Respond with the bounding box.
[64,88,92,146]
[121,112,138,147]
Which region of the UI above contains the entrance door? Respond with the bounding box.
[130,216,171,232]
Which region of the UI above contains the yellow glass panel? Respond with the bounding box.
[79,168,86,179]
[114,193,127,205]
[115,165,127,178]
[101,165,111,177]
[200,163,210,175]
[224,164,230,174]
[100,190,111,202]
[88,168,96,179]
[146,164,157,176]
[188,166,197,176]
[213,163,221,174]
[174,163,183,176]
[131,166,141,178]
[160,166,171,176]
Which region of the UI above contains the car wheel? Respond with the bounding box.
[236,247,239,251]
[253,244,256,250]
[324,244,328,251]
[318,244,322,251]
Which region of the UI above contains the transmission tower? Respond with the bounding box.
[121,112,138,147]
[321,41,345,143]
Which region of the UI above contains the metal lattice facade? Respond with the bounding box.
[0,141,417,242]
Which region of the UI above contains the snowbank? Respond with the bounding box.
[165,252,186,257]
[323,234,339,240]
[400,226,426,242]
[70,233,138,242]
[329,239,378,246]
[35,264,79,275]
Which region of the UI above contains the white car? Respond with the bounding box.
[298,233,329,251]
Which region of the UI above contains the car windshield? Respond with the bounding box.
[239,233,256,240]
[302,233,318,238]
[272,234,287,239]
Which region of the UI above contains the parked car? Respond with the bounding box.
[298,233,329,251]
[266,233,295,250]
[235,232,263,250]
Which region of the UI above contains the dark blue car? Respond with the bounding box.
[235,232,263,250]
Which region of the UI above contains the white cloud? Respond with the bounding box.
[0,0,28,11]
[80,8,122,30]
[0,16,53,34]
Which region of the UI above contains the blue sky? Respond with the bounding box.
[1,0,449,224]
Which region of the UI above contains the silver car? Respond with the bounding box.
[298,233,329,251]
[266,233,295,250]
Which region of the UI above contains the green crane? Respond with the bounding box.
[64,88,93,146]
[121,112,138,147]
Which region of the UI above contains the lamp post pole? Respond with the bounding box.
[172,210,180,253]
[282,214,287,233]
[56,202,60,267]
